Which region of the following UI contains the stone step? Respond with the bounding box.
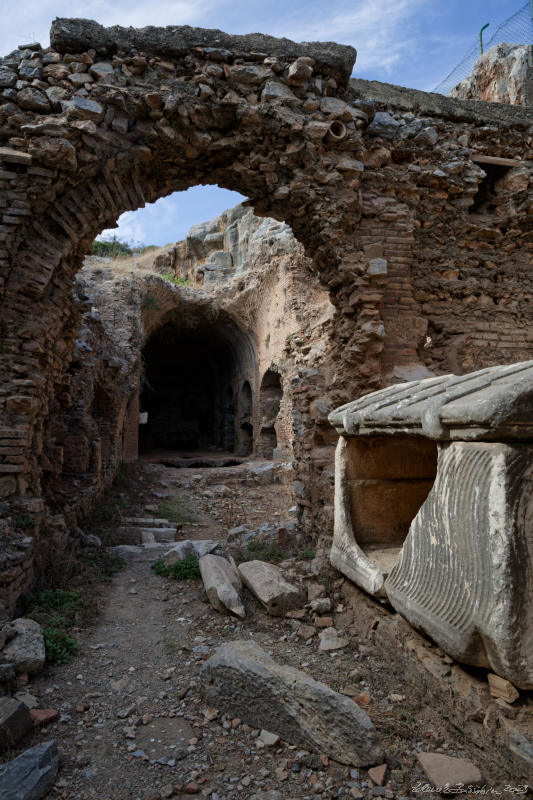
[117,527,177,545]
[123,517,174,528]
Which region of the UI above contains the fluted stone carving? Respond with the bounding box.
[329,360,533,688]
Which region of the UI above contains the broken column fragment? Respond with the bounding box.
[329,360,533,689]
[199,554,245,618]
[237,560,304,616]
[201,640,383,766]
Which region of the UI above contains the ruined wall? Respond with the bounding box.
[1,18,533,608]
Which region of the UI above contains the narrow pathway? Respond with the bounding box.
[19,461,517,800]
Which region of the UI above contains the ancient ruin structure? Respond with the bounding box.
[329,361,533,689]
[0,17,533,650]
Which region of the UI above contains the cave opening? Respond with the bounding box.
[139,314,254,456]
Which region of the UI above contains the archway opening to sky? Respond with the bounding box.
[98,185,246,248]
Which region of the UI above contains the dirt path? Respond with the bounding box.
[16,461,519,800]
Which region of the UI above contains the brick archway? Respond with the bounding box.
[0,19,364,553]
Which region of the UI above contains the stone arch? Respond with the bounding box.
[0,17,364,564]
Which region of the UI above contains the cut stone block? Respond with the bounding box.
[238,560,304,616]
[199,554,245,618]
[318,627,348,651]
[0,698,32,753]
[0,739,59,800]
[416,752,482,791]
[201,640,383,766]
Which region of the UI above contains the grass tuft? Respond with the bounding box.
[152,555,201,580]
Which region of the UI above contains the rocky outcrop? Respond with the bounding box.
[202,640,383,766]
[449,43,533,106]
[154,204,299,286]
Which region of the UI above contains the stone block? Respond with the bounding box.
[199,554,245,618]
[3,619,45,675]
[163,540,217,565]
[201,640,383,766]
[416,752,482,791]
[0,698,32,752]
[238,560,304,616]
[0,740,59,800]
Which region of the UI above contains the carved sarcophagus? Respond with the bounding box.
[329,361,533,688]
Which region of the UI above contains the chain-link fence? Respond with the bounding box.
[433,2,533,94]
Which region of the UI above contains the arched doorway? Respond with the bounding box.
[139,311,252,456]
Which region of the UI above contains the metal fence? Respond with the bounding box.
[433,2,533,94]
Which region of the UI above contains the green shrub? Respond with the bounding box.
[25,589,82,628]
[152,555,200,580]
[299,550,315,561]
[44,628,78,664]
[238,539,287,564]
[162,272,190,287]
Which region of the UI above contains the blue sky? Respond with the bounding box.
[0,0,520,245]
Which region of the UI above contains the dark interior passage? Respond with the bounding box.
[139,315,252,454]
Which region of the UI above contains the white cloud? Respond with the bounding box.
[268,0,427,75]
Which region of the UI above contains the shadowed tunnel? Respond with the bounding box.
[139,312,255,454]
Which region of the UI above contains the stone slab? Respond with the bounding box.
[416,752,482,792]
[201,640,383,766]
[0,698,32,753]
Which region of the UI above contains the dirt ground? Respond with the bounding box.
[7,459,528,800]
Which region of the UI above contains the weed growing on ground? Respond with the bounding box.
[162,272,190,287]
[43,628,79,664]
[155,492,197,524]
[25,588,83,628]
[235,538,287,564]
[299,550,315,560]
[24,589,83,665]
[152,556,201,580]
[79,549,125,582]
